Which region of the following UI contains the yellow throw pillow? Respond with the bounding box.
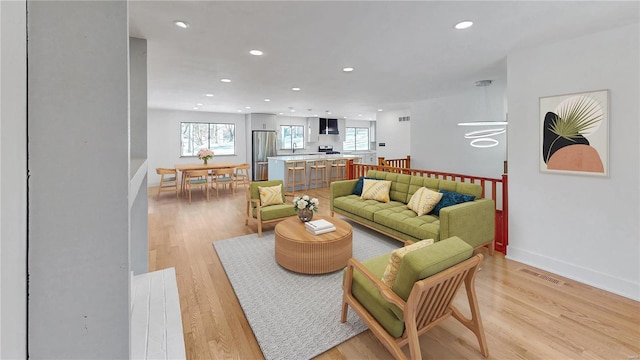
[407,187,443,216]
[361,179,392,202]
[258,185,284,206]
[381,239,434,287]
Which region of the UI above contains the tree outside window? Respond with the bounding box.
[181,122,236,156]
[343,127,369,151]
[280,125,304,150]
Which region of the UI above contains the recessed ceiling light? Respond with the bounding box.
[196,103,203,106]
[358,114,362,117]
[173,20,190,29]
[221,78,231,83]
[237,110,242,112]
[193,107,199,110]
[291,87,301,91]
[378,109,383,112]
[249,50,263,56]
[205,93,214,97]
[342,67,354,72]
[245,106,251,109]
[279,112,284,115]
[264,98,270,102]
[454,20,473,30]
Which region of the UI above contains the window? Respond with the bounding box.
[280,125,305,150]
[343,127,369,151]
[181,122,236,156]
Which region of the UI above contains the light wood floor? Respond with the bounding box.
[148,184,640,359]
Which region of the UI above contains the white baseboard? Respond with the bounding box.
[506,246,640,302]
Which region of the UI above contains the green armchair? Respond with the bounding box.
[341,236,489,360]
[245,180,297,237]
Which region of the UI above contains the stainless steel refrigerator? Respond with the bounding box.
[252,130,277,181]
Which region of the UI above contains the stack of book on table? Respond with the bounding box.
[305,219,336,235]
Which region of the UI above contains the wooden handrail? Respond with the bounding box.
[346,159,509,254]
[378,155,410,169]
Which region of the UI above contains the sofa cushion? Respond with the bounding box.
[439,179,482,198]
[349,253,405,338]
[254,203,297,221]
[334,195,402,221]
[361,179,392,202]
[406,187,443,216]
[374,207,440,241]
[391,236,473,301]
[430,190,476,216]
[259,184,284,206]
[381,239,434,287]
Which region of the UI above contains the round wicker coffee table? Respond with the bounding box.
[274,215,353,274]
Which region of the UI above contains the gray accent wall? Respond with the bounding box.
[130,37,148,275]
[27,1,131,357]
[0,0,27,357]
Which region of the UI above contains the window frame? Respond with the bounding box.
[180,122,236,157]
[343,127,370,151]
[279,125,305,150]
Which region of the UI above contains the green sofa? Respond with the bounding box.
[330,170,495,250]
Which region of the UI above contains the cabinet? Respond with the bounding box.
[370,121,376,142]
[307,117,319,143]
[249,113,277,130]
[338,119,346,142]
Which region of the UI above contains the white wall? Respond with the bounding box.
[375,109,412,159]
[507,23,640,300]
[27,1,131,356]
[0,0,27,357]
[148,109,247,186]
[410,79,507,179]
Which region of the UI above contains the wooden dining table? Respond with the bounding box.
[174,162,240,195]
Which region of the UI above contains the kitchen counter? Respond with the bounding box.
[268,153,359,161]
[267,154,363,189]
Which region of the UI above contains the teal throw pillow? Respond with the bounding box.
[430,190,475,216]
[352,176,376,196]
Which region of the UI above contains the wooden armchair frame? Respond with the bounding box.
[341,253,488,360]
[245,181,296,237]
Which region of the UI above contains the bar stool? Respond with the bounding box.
[285,160,306,195]
[330,158,347,182]
[307,159,328,189]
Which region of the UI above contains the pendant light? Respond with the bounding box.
[457,80,507,148]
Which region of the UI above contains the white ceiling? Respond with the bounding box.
[128,1,639,120]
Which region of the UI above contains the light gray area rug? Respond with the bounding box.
[213,221,400,360]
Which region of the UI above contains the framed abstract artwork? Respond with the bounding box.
[539,89,609,176]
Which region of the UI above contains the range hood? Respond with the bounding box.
[319,118,339,134]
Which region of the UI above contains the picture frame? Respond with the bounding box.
[539,89,609,177]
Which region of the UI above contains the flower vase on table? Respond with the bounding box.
[298,208,313,222]
[293,195,319,223]
[197,149,214,165]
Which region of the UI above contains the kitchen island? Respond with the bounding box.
[268,154,362,190]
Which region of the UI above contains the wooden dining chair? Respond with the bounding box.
[186,169,209,203]
[155,167,178,200]
[212,167,235,199]
[233,163,251,193]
